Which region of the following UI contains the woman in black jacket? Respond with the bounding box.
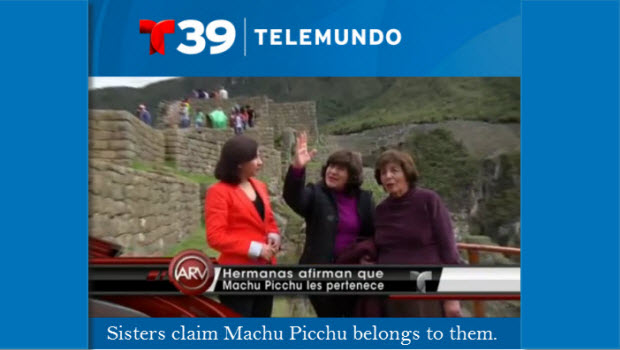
[283,131,375,317]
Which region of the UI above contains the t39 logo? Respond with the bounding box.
[139,19,175,55]
[139,19,236,55]
[168,250,215,295]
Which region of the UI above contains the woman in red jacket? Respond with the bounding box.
[205,135,280,317]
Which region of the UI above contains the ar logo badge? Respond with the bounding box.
[168,249,215,295]
[139,19,175,55]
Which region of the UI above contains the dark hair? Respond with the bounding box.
[374,149,419,186]
[214,135,259,184]
[320,150,364,192]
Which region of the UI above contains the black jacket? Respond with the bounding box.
[283,166,375,264]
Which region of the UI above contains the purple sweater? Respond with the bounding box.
[290,167,361,257]
[333,192,361,257]
[375,187,460,265]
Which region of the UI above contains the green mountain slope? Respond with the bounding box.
[323,77,520,134]
[89,77,519,134]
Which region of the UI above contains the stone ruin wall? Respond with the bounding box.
[89,160,200,256]
[164,127,275,171]
[268,101,318,140]
[89,110,165,166]
[256,146,282,193]
[163,128,222,175]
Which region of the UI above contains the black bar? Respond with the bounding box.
[89,265,519,295]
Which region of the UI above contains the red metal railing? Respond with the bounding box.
[457,243,521,317]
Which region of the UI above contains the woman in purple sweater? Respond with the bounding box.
[283,132,375,317]
[374,150,462,317]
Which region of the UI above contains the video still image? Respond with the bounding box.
[89,77,520,318]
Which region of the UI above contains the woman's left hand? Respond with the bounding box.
[268,234,281,252]
[360,255,374,265]
[269,241,280,253]
[443,300,462,317]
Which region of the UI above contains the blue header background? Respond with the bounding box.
[90,0,521,76]
[0,0,88,348]
[522,1,619,347]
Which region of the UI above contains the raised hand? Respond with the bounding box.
[292,131,317,169]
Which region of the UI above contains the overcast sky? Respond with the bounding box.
[89,77,179,90]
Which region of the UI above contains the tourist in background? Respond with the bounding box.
[137,104,151,126]
[240,106,250,130]
[373,149,462,317]
[247,105,257,127]
[179,100,191,128]
[205,135,280,317]
[219,86,228,99]
[209,109,228,129]
[283,131,376,317]
[234,112,244,135]
[230,106,244,134]
[195,109,205,129]
[229,106,238,128]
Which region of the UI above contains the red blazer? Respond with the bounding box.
[205,178,280,265]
